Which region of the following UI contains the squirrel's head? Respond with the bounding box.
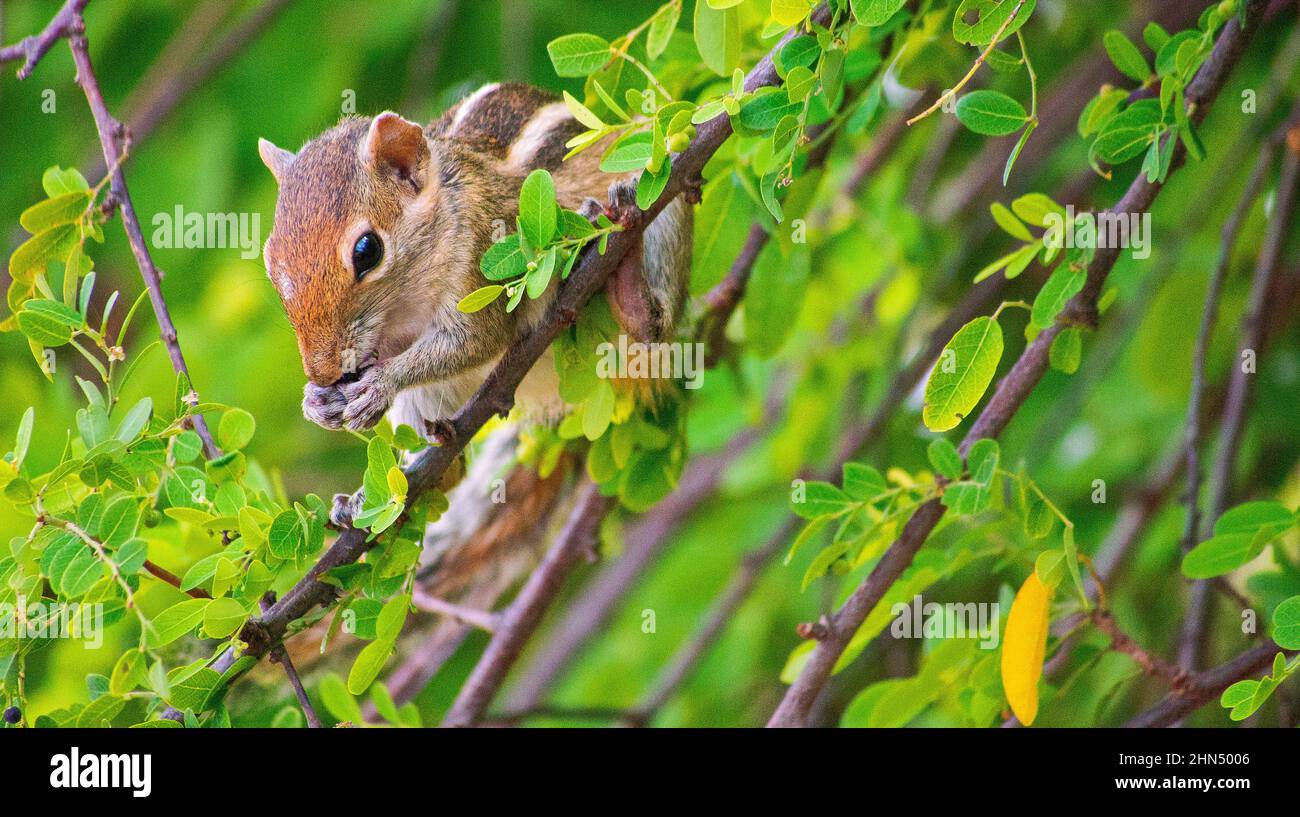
[259,113,458,387]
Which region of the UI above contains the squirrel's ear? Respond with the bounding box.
[258,138,295,184]
[362,112,428,187]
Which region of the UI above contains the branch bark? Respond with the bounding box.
[442,479,613,727]
[767,1,1269,728]
[1177,123,1300,673]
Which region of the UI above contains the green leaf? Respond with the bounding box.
[146,598,211,648]
[1011,193,1064,227]
[694,0,741,76]
[319,673,363,723]
[990,201,1032,241]
[202,597,246,638]
[600,131,653,173]
[852,0,907,26]
[771,0,812,26]
[376,593,411,642]
[780,35,819,70]
[582,381,616,441]
[955,90,1028,136]
[518,169,558,248]
[480,240,528,281]
[967,438,1000,486]
[1031,265,1086,329]
[347,637,394,695]
[546,33,611,77]
[647,2,681,59]
[1182,533,1262,579]
[43,165,90,197]
[20,191,91,233]
[1271,596,1300,650]
[636,157,672,210]
[792,481,853,519]
[842,462,886,501]
[952,0,1037,46]
[745,243,809,357]
[458,285,504,314]
[114,397,153,443]
[1049,326,1082,373]
[927,438,963,479]
[172,429,204,462]
[923,316,1004,432]
[217,408,256,451]
[1213,501,1294,538]
[739,89,803,132]
[1092,99,1161,165]
[99,495,140,547]
[691,176,753,294]
[9,224,77,281]
[13,406,34,468]
[267,510,306,559]
[942,481,990,515]
[1103,30,1151,82]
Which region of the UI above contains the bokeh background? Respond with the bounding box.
[2,0,1299,726]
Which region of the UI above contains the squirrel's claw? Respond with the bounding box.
[328,489,364,529]
[579,179,643,230]
[340,365,393,431]
[303,382,346,430]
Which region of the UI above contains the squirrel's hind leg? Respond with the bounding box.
[580,180,692,343]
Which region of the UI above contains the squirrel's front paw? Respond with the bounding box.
[303,382,346,430]
[340,366,393,431]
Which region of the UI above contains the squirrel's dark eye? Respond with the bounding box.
[352,231,383,279]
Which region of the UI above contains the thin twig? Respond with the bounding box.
[142,559,211,599]
[0,0,88,78]
[261,594,322,728]
[906,0,1029,126]
[1091,611,1185,689]
[57,9,221,458]
[411,588,499,633]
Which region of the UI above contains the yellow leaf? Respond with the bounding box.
[1001,572,1050,725]
[771,0,811,26]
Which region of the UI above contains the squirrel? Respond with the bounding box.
[257,82,693,438]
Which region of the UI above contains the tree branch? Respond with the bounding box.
[767,1,1270,728]
[1180,119,1300,671]
[1126,642,1294,728]
[442,479,613,727]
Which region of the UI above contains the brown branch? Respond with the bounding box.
[411,588,499,633]
[261,594,322,728]
[142,559,210,599]
[1174,127,1291,673]
[1091,610,1185,689]
[26,6,223,459]
[1125,642,1294,728]
[767,1,1270,728]
[501,424,765,712]
[1177,126,1300,673]
[442,479,613,727]
[0,0,87,78]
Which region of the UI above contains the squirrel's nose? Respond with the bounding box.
[305,359,343,389]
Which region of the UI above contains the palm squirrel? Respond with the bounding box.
[258,83,693,436]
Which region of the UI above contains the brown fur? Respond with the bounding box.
[260,82,691,433]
